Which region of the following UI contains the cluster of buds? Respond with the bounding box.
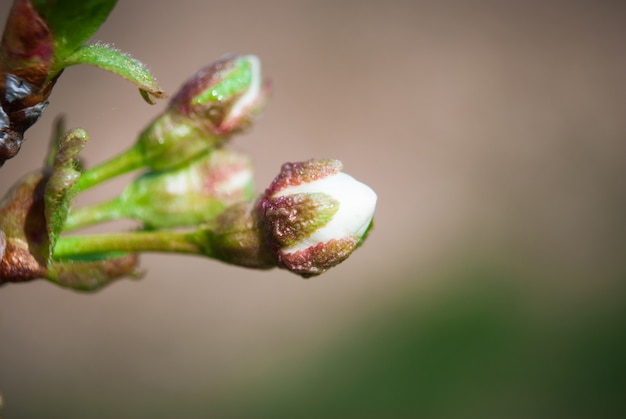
[0,50,377,290]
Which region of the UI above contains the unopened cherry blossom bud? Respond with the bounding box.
[258,159,377,277]
[170,54,268,135]
[135,54,268,171]
[74,55,269,191]
[65,149,255,230]
[198,160,376,277]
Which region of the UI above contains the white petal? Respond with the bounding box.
[274,172,377,254]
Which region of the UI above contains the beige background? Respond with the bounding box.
[1,0,626,416]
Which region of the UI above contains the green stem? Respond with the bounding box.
[74,144,145,193]
[53,230,208,260]
[64,198,127,231]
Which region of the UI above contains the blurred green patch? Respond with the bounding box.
[209,266,626,418]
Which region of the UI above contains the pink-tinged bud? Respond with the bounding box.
[169,54,269,136]
[135,55,269,171]
[258,159,377,277]
[65,149,255,231]
[117,149,255,229]
[198,160,377,277]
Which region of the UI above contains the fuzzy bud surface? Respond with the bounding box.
[258,159,377,277]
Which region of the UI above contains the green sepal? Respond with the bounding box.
[58,43,166,103]
[192,57,253,105]
[264,192,339,248]
[355,219,374,248]
[136,113,222,171]
[44,128,87,262]
[47,252,140,292]
[31,0,118,65]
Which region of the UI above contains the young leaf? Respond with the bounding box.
[59,43,165,103]
[44,128,87,261]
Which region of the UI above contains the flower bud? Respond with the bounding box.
[258,160,377,277]
[135,55,268,171]
[66,149,255,230]
[171,54,268,135]
[120,149,255,228]
[197,160,376,277]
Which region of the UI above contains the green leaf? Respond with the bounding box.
[31,0,118,61]
[44,128,88,262]
[59,43,166,103]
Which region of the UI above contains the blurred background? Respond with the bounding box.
[1,0,626,417]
